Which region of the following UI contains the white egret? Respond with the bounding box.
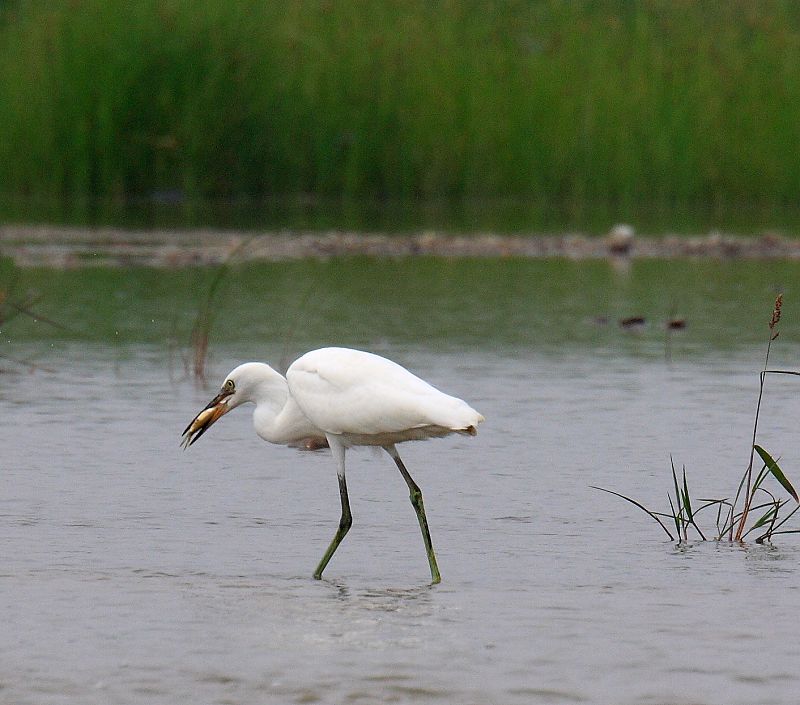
[181,347,484,583]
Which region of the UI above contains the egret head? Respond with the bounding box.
[181,377,236,448]
[181,363,285,448]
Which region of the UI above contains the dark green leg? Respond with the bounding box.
[385,445,441,584]
[314,438,352,580]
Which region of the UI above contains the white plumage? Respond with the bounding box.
[181,347,483,583]
[287,347,482,443]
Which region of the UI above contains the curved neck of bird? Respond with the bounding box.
[248,374,287,434]
[249,375,313,445]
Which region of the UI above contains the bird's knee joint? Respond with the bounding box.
[409,489,423,507]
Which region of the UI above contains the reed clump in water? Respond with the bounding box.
[595,295,800,544]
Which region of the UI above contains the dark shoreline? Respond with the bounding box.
[2,224,799,268]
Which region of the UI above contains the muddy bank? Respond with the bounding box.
[2,224,799,268]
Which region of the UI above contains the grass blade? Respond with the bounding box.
[670,460,687,540]
[748,505,778,531]
[591,486,675,541]
[766,502,800,534]
[676,468,707,540]
[754,445,799,502]
[682,468,694,522]
[667,493,682,541]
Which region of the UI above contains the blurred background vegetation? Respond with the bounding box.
[1,0,800,232]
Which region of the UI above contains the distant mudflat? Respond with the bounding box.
[2,224,800,268]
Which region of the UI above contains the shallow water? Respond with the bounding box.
[3,258,800,704]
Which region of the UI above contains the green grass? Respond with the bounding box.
[2,0,800,225]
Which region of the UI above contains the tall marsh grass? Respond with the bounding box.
[2,1,800,213]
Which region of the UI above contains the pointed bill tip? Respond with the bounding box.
[181,400,229,449]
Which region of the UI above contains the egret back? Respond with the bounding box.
[286,347,483,440]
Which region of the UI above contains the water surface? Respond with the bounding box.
[2,257,800,704]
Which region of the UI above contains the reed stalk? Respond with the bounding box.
[732,294,782,539]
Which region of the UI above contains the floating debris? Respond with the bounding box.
[619,316,646,330]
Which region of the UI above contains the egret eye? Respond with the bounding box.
[224,379,235,392]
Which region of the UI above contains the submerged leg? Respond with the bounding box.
[385,445,441,584]
[314,436,352,580]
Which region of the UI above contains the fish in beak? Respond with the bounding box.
[181,388,234,448]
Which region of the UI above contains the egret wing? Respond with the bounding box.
[286,347,480,436]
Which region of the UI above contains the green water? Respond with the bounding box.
[1,257,796,360]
